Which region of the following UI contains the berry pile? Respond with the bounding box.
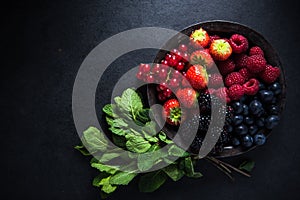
[136,27,282,155]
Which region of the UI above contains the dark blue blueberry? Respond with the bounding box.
[232,101,244,114]
[233,115,244,126]
[232,137,240,146]
[256,118,265,127]
[248,125,258,135]
[235,124,248,135]
[259,83,266,90]
[249,100,263,115]
[254,132,266,145]
[259,90,274,102]
[271,97,277,104]
[240,95,247,103]
[241,135,254,148]
[268,105,279,115]
[269,82,282,95]
[224,124,233,133]
[265,115,280,129]
[256,108,266,117]
[243,104,249,115]
[244,116,254,125]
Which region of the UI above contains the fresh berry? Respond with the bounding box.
[233,115,244,126]
[247,55,266,73]
[242,104,249,115]
[139,63,151,73]
[209,39,232,61]
[208,35,221,46]
[198,93,211,114]
[256,118,265,127]
[225,72,245,87]
[182,52,190,62]
[190,50,214,69]
[265,115,280,129]
[199,115,211,132]
[258,90,274,102]
[158,68,168,80]
[268,105,279,115]
[239,68,253,81]
[243,78,259,95]
[241,135,253,148]
[176,62,185,71]
[248,125,258,135]
[253,132,266,145]
[234,53,249,69]
[190,28,210,48]
[162,99,182,126]
[136,71,143,80]
[249,100,264,116]
[232,137,240,146]
[176,88,197,108]
[146,75,155,83]
[259,65,280,84]
[178,44,188,52]
[214,87,230,103]
[228,84,245,100]
[186,65,208,90]
[172,70,182,79]
[163,88,172,98]
[168,55,179,67]
[161,59,169,66]
[244,116,254,125]
[249,46,264,56]
[232,101,244,114]
[235,124,248,135]
[169,78,180,88]
[217,58,235,76]
[229,34,249,53]
[269,82,282,95]
[158,92,167,101]
[190,136,203,153]
[209,73,223,88]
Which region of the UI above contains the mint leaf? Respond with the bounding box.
[239,160,255,172]
[109,171,137,185]
[137,146,169,171]
[82,127,108,153]
[99,177,117,193]
[158,132,173,144]
[93,173,110,187]
[90,158,118,174]
[142,121,157,136]
[125,135,151,153]
[99,152,120,162]
[136,109,150,123]
[138,170,167,192]
[112,135,126,148]
[168,144,189,157]
[109,127,127,136]
[163,164,184,181]
[102,104,116,117]
[74,145,91,156]
[183,157,202,178]
[112,118,128,128]
[106,117,114,126]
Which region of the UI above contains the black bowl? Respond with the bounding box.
[147,20,286,158]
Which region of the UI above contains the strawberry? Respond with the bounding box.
[190,50,214,69]
[224,72,245,87]
[217,58,235,76]
[243,78,259,95]
[209,73,223,88]
[162,99,182,126]
[176,88,197,108]
[228,84,244,101]
[209,39,232,61]
[186,64,209,90]
[190,28,210,48]
[259,65,280,84]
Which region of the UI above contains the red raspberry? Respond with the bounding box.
[243,78,259,95]
[228,84,244,101]
[247,55,266,73]
[249,46,264,56]
[238,68,253,81]
[229,34,249,53]
[217,58,235,76]
[225,72,245,87]
[207,35,221,46]
[215,87,230,103]
[234,53,249,69]
[209,73,223,88]
[259,65,280,84]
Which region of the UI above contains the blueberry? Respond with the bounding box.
[244,116,254,125]
[232,101,244,114]
[269,82,282,95]
[271,97,278,104]
[240,95,247,103]
[268,105,279,115]
[233,115,244,126]
[249,100,263,115]
[224,124,233,133]
[235,124,248,135]
[254,132,266,145]
[259,83,266,90]
[248,125,258,135]
[241,135,254,148]
[232,137,240,146]
[259,90,274,102]
[265,115,280,129]
[243,104,249,115]
[256,118,265,127]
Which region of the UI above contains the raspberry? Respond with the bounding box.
[259,65,280,84]
[225,72,245,87]
[229,34,249,53]
[217,58,235,76]
[247,55,267,73]
[214,87,229,103]
[234,53,249,69]
[228,84,244,101]
[249,46,264,56]
[209,73,223,88]
[243,78,259,95]
[239,68,253,81]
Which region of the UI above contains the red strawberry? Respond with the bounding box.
[259,65,280,84]
[190,28,210,48]
[217,58,235,76]
[243,78,259,95]
[207,35,221,47]
[249,46,264,56]
[228,84,244,101]
[234,53,249,69]
[247,55,266,73]
[162,99,182,126]
[186,64,208,90]
[209,73,223,88]
[225,72,245,87]
[239,68,254,81]
[209,39,232,61]
[190,50,214,69]
[176,88,197,108]
[229,34,249,53]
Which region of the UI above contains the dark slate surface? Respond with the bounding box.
[2,0,300,199]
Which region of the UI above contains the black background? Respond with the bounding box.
[2,0,300,199]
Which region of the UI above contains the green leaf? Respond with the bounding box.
[125,135,151,153]
[136,109,150,123]
[99,177,117,193]
[99,152,120,163]
[239,160,255,172]
[74,145,91,156]
[109,171,137,185]
[163,164,184,181]
[142,121,157,136]
[138,170,167,193]
[183,157,202,178]
[112,135,126,148]
[168,144,189,157]
[90,159,118,174]
[106,117,114,126]
[109,127,127,136]
[158,132,173,144]
[93,173,110,187]
[112,118,128,128]
[102,104,114,117]
[81,127,108,153]
[137,146,168,171]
